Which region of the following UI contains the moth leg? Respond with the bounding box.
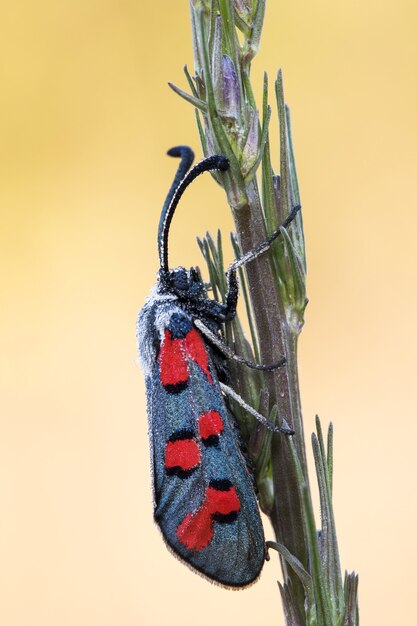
[227,204,301,274]
[193,270,238,323]
[194,319,286,371]
[219,382,294,435]
[223,268,239,322]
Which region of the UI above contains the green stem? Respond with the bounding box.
[287,436,334,626]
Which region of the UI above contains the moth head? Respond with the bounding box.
[158,266,205,299]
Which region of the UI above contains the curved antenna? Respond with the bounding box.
[158,150,229,272]
[158,146,195,254]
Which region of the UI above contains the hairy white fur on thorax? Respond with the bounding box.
[136,286,179,377]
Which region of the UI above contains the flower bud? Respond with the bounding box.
[221,55,241,120]
[239,107,259,176]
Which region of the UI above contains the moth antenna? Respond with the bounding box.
[158,150,229,272]
[158,146,195,259]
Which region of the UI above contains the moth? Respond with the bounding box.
[137,146,300,587]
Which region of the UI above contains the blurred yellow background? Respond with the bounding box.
[1,1,416,625]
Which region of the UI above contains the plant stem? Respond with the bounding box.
[172,2,359,624]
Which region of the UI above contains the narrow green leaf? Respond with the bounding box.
[168,82,207,112]
[285,104,300,205]
[312,432,331,566]
[199,236,220,302]
[267,541,313,593]
[261,72,277,232]
[312,419,344,619]
[327,422,334,497]
[285,103,306,270]
[183,65,199,98]
[315,414,326,466]
[211,15,224,111]
[343,572,359,626]
[216,229,224,279]
[278,582,306,626]
[244,0,265,62]
[241,67,258,111]
[195,109,208,157]
[208,0,217,57]
[233,8,250,36]
[275,69,289,218]
[206,232,226,292]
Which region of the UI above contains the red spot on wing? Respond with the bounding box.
[176,483,241,551]
[206,485,240,516]
[199,411,224,440]
[176,509,214,551]
[165,439,200,471]
[183,328,213,384]
[158,327,213,389]
[159,330,189,388]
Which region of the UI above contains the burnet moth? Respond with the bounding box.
[137,146,301,587]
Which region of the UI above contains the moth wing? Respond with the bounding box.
[146,317,265,588]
